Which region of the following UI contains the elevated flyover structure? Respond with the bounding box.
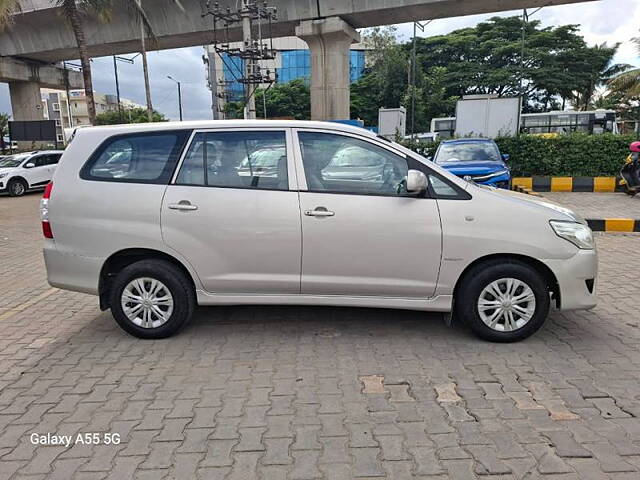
[2,0,596,120]
[0,57,82,121]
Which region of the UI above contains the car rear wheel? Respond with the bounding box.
[456,260,550,342]
[7,179,27,197]
[109,259,195,339]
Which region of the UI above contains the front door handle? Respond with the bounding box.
[305,207,335,217]
[168,200,198,211]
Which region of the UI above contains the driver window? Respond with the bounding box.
[298,132,408,196]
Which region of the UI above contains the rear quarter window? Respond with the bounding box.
[80,130,190,184]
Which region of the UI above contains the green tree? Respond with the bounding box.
[413,17,623,112]
[95,107,167,125]
[0,112,10,151]
[609,36,640,100]
[351,26,408,126]
[226,79,310,120]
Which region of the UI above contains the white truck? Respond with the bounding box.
[454,95,521,138]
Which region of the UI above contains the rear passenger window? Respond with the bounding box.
[81,131,189,184]
[176,131,288,190]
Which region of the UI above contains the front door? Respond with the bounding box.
[294,130,442,298]
[161,129,302,294]
[26,155,53,187]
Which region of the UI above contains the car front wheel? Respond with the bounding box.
[109,259,195,339]
[456,260,550,342]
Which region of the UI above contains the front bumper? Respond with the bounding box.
[451,172,511,189]
[541,248,598,311]
[478,173,511,189]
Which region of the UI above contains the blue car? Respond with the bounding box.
[432,139,511,189]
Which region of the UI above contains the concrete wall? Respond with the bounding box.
[2,0,595,62]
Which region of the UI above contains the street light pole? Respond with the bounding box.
[113,56,122,119]
[167,76,183,121]
[410,20,431,139]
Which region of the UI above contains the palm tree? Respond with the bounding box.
[568,43,628,111]
[0,0,111,126]
[129,0,184,122]
[0,0,19,28]
[609,36,640,99]
[58,1,114,126]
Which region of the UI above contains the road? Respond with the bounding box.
[1,193,639,479]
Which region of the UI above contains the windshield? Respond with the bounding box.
[435,142,500,163]
[0,155,28,168]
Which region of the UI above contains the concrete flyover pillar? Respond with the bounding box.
[9,81,45,121]
[296,17,360,121]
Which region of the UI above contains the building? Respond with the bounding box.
[41,89,144,143]
[204,36,367,119]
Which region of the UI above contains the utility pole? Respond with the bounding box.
[63,61,74,129]
[241,2,255,119]
[203,0,277,120]
[520,6,544,103]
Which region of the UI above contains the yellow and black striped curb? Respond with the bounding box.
[586,219,640,232]
[512,177,624,193]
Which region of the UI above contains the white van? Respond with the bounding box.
[42,121,597,342]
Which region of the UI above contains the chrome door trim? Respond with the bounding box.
[169,127,298,191]
[290,128,408,192]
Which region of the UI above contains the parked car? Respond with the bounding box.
[0,151,63,197]
[433,139,511,189]
[42,121,597,342]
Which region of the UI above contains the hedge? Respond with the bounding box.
[403,133,637,177]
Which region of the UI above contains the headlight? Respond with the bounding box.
[0,173,7,179]
[550,220,594,249]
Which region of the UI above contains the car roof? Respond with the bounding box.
[73,120,379,140]
[441,138,495,144]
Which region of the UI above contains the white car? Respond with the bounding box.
[42,120,597,342]
[0,151,63,197]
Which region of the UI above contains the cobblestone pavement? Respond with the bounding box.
[1,193,640,479]
[541,192,640,219]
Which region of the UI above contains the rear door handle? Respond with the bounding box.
[168,200,198,211]
[305,207,334,217]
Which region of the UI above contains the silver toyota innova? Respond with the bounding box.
[42,121,597,342]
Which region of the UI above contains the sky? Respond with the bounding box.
[0,0,637,121]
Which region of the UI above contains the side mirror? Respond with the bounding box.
[24,162,35,169]
[406,169,428,193]
[501,153,510,162]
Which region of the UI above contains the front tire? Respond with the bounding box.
[109,259,195,339]
[7,179,27,197]
[456,260,550,342]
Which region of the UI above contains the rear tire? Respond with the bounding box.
[455,259,550,342]
[7,178,27,197]
[109,259,195,339]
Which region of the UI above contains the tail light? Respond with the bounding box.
[41,182,53,239]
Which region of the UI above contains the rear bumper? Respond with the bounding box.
[44,244,102,295]
[541,249,598,311]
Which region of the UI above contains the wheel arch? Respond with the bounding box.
[453,253,561,309]
[8,176,28,186]
[99,248,198,310]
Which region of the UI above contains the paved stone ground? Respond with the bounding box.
[541,192,640,219]
[1,193,640,479]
